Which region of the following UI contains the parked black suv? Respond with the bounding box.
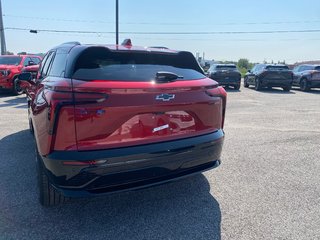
[207,64,241,90]
[244,64,293,91]
[292,64,320,91]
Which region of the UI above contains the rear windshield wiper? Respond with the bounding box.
[155,71,184,83]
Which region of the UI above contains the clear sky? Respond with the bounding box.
[2,0,320,63]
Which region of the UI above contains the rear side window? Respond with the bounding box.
[40,52,55,78]
[23,57,31,67]
[49,53,67,77]
[251,65,257,72]
[31,57,41,64]
[255,65,264,72]
[72,47,205,81]
[266,66,289,71]
[315,66,320,71]
[303,66,314,71]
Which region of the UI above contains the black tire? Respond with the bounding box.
[255,78,262,91]
[36,149,67,207]
[29,118,34,135]
[282,86,291,92]
[28,108,34,135]
[300,78,310,91]
[234,84,240,90]
[12,77,24,95]
[244,78,249,88]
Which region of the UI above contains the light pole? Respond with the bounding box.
[0,0,7,55]
[116,0,119,45]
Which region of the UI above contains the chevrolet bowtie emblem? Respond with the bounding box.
[156,93,175,102]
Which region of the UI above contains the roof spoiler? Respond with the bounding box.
[61,41,81,46]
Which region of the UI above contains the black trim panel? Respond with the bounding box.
[58,160,220,197]
[47,130,224,160]
[41,130,224,197]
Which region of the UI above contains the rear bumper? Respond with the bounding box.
[216,79,241,86]
[260,78,292,87]
[309,80,320,88]
[42,130,224,197]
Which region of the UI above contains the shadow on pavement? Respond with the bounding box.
[0,95,27,108]
[224,86,241,93]
[247,86,296,94]
[291,87,320,94]
[0,130,221,240]
[0,89,13,98]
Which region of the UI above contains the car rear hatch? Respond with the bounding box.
[311,66,320,80]
[71,47,225,151]
[262,66,292,80]
[212,66,241,81]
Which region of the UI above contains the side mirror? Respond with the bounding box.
[18,72,32,82]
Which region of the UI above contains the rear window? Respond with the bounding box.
[266,65,289,70]
[72,47,205,81]
[216,65,237,70]
[49,53,67,77]
[31,57,41,64]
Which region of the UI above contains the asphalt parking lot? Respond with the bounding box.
[0,85,320,240]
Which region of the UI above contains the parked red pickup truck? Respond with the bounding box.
[0,55,41,95]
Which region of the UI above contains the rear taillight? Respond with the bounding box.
[73,91,108,104]
[44,85,72,92]
[44,89,74,153]
[47,90,108,135]
[205,86,227,129]
[47,92,73,135]
[218,87,227,129]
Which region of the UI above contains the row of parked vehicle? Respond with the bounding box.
[1,54,319,95]
[206,63,320,92]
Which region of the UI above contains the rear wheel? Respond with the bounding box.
[255,78,262,91]
[244,78,249,88]
[12,77,24,95]
[36,149,67,207]
[29,118,34,135]
[300,78,310,91]
[234,84,240,90]
[28,108,34,135]
[282,86,291,92]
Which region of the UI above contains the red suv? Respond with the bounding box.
[19,41,227,206]
[0,55,41,94]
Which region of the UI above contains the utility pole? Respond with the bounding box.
[0,0,6,55]
[116,0,119,45]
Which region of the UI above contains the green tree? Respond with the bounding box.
[237,58,250,69]
[5,51,14,55]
